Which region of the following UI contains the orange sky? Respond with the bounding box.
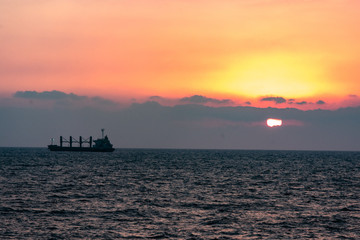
[1,0,360,108]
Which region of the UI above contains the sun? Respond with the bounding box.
[267,118,282,127]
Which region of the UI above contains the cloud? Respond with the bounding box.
[348,94,358,98]
[13,90,117,106]
[1,99,360,150]
[260,97,286,104]
[14,90,85,100]
[180,95,234,105]
[90,96,117,106]
[272,98,326,106]
[149,96,165,101]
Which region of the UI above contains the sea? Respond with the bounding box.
[0,148,359,239]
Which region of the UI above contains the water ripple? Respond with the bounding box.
[0,148,359,239]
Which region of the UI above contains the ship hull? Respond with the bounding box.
[48,145,115,152]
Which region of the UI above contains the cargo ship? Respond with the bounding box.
[48,129,115,152]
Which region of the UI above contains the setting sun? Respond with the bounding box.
[267,118,283,127]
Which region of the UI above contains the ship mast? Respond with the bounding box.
[101,128,105,139]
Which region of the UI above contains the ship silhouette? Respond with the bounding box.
[48,129,115,152]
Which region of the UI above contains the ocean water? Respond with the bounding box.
[0,148,359,239]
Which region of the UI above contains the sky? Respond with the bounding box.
[0,0,360,150]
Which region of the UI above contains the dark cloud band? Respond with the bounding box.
[13,90,117,106]
[180,95,234,105]
[260,97,286,104]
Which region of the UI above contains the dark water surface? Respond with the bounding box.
[0,148,359,239]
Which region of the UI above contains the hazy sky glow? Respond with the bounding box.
[1,0,360,108]
[1,1,360,150]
